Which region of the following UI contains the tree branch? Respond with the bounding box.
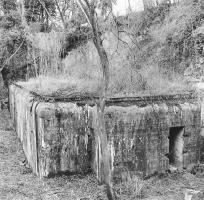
[0,40,25,72]
[36,0,55,24]
[54,0,66,28]
[75,0,92,28]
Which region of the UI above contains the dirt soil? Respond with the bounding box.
[0,108,204,200]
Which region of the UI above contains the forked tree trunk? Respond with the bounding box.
[54,0,66,29]
[75,1,115,199]
[92,35,111,184]
[90,9,114,191]
[128,0,132,12]
[92,42,115,199]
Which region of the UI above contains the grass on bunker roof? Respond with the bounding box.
[18,70,195,98]
[21,26,196,98]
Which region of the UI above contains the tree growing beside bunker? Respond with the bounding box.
[74,1,116,199]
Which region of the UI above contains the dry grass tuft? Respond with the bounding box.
[22,1,197,97]
[18,75,100,96]
[27,31,64,76]
[23,36,193,97]
[114,176,146,200]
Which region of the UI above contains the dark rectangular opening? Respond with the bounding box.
[169,126,184,169]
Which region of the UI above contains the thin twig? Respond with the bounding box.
[36,0,56,25]
[75,0,92,28]
[54,0,66,29]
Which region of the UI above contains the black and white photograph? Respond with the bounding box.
[0,0,204,199]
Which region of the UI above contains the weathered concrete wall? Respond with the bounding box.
[9,84,202,179]
[36,103,92,177]
[92,102,201,178]
[9,85,38,174]
[9,85,92,178]
[195,83,204,163]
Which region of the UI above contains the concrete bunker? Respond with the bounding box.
[9,83,203,178]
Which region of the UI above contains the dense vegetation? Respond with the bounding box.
[0,0,204,95]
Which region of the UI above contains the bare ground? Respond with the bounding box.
[0,108,204,200]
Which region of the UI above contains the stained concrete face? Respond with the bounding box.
[9,85,92,177]
[9,85,38,174]
[100,103,201,177]
[9,84,202,178]
[194,83,204,163]
[36,103,92,177]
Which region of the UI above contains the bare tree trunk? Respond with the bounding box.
[17,0,26,25]
[75,1,115,199]
[128,0,132,12]
[92,29,110,184]
[90,6,114,191]
[54,0,66,29]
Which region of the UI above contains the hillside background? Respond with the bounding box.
[0,0,204,97]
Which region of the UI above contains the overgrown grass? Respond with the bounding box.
[23,35,193,96]
[22,0,200,97]
[114,176,146,200]
[27,31,64,76]
[151,0,198,44]
[130,0,203,75]
[19,74,101,96]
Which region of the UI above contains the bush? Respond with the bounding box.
[11,0,199,96]
[117,0,204,84]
